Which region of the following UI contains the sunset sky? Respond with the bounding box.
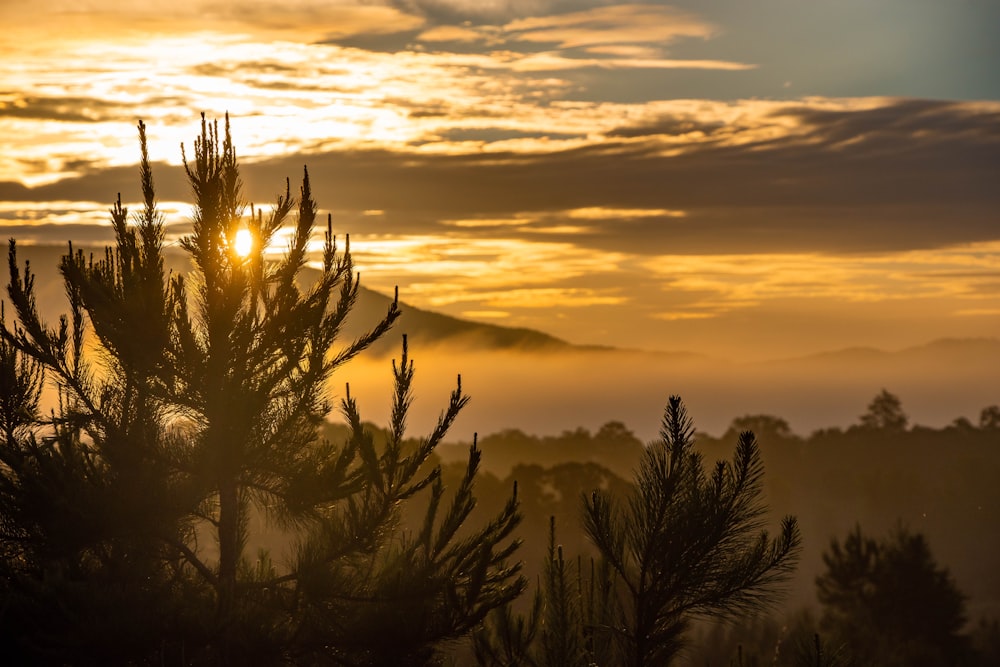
[2,0,998,361]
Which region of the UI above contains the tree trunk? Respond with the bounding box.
[217,476,239,663]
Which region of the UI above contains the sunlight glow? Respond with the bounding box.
[234,228,253,258]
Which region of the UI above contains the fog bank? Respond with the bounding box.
[336,340,1000,442]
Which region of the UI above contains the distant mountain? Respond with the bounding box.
[340,282,573,355]
[2,244,574,355]
[897,337,1000,363]
[7,244,998,362]
[771,337,1000,368]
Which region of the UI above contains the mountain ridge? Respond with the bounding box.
[4,244,997,362]
[766,336,1000,368]
[1,243,579,354]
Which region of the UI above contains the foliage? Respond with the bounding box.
[816,524,968,667]
[468,394,999,666]
[0,116,524,665]
[471,591,543,667]
[473,396,801,667]
[538,517,587,667]
[724,414,796,442]
[789,633,856,667]
[582,395,801,666]
[858,389,908,432]
[467,422,644,478]
[969,617,1000,666]
[980,405,1000,430]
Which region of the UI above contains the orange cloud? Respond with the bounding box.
[0,1,425,43]
[566,207,687,220]
[412,4,745,71]
[504,4,715,49]
[503,53,755,72]
[418,25,494,43]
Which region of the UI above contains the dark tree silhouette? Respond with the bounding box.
[725,414,795,442]
[816,525,968,667]
[858,389,908,432]
[0,116,524,665]
[791,633,856,667]
[582,395,800,666]
[473,396,801,667]
[979,405,1000,430]
[536,517,587,667]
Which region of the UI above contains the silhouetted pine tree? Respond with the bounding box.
[472,580,542,667]
[582,395,801,666]
[472,518,590,667]
[473,396,800,667]
[790,633,856,667]
[538,517,586,667]
[0,116,523,665]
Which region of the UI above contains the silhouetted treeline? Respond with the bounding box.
[384,391,999,664]
[435,421,645,479]
[697,399,1000,621]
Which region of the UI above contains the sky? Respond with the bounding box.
[1,0,999,361]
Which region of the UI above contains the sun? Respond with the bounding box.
[234,228,253,258]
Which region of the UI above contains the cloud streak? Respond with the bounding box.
[503,3,714,49]
[0,1,427,43]
[412,3,748,71]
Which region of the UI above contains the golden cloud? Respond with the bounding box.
[504,4,715,49]
[430,287,626,309]
[503,53,755,72]
[567,207,687,220]
[0,1,425,43]
[412,3,741,71]
[417,25,493,43]
[638,244,1000,320]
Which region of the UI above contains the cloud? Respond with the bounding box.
[3,85,998,356]
[500,53,754,72]
[0,96,139,124]
[771,98,1000,150]
[429,287,626,309]
[2,2,997,362]
[0,0,426,42]
[273,99,996,255]
[393,0,561,21]
[504,4,714,49]
[566,207,686,219]
[606,116,727,138]
[409,3,743,71]
[274,5,426,40]
[417,25,492,43]
[7,98,998,257]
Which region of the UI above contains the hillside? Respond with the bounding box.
[340,281,572,356]
[772,337,1000,370]
[3,244,571,354]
